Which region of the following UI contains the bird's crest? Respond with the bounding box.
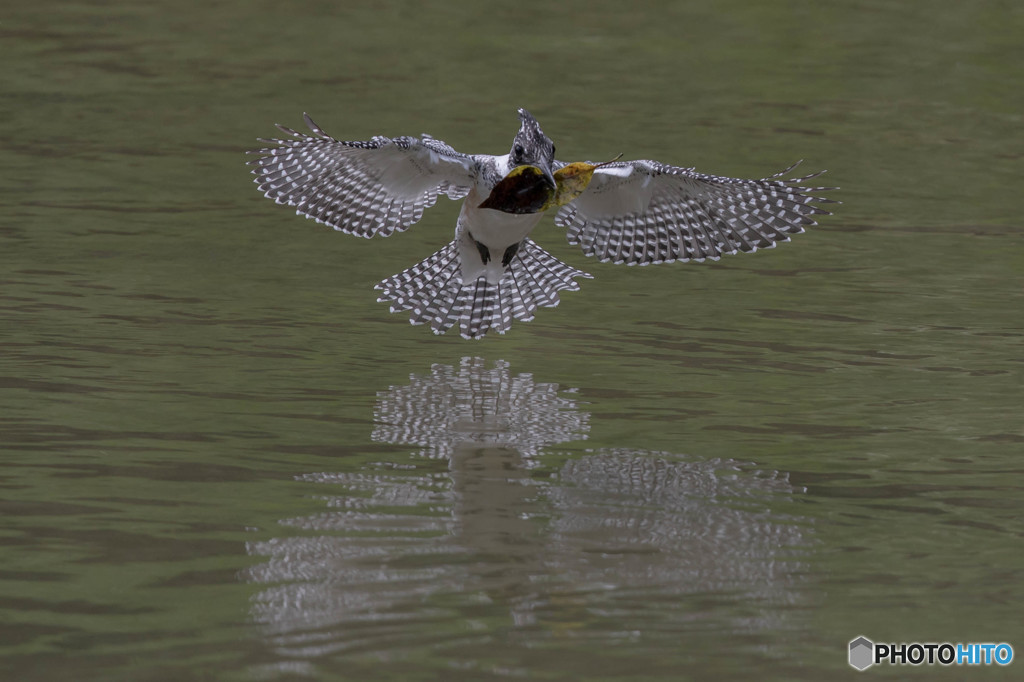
[518,108,539,128]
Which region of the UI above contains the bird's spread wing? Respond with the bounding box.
[554,160,837,264]
[248,114,478,238]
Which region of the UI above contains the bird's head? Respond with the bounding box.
[510,109,556,189]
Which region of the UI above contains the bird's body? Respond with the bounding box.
[249,109,836,338]
[454,156,547,284]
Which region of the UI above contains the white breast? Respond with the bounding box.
[459,187,545,247]
[456,186,547,284]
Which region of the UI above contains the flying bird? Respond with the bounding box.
[248,109,837,339]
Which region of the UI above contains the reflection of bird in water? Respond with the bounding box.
[245,359,809,668]
[372,357,588,459]
[248,110,837,338]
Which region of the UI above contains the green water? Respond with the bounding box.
[2,1,1022,680]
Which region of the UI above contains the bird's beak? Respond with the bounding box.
[537,159,557,191]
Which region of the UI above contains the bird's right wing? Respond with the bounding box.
[248,114,478,238]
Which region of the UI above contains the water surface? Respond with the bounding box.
[2,1,1022,680]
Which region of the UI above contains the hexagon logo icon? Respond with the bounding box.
[849,636,874,670]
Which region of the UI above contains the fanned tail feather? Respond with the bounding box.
[375,238,592,339]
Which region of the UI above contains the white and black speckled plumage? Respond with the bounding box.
[248,110,837,339]
[554,160,834,265]
[249,113,478,239]
[374,237,590,339]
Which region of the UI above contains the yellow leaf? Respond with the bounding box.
[479,155,622,214]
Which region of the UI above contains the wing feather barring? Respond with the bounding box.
[248,109,837,338]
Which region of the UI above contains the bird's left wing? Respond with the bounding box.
[248,114,478,238]
[554,160,837,264]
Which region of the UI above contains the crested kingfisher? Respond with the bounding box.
[248,109,837,339]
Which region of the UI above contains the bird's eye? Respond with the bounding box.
[514,144,525,158]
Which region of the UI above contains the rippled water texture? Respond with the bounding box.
[2,2,1022,681]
